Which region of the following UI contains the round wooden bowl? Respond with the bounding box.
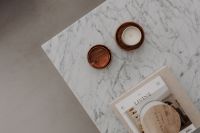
[116,22,144,51]
[140,101,181,133]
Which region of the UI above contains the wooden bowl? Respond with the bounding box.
[116,22,144,51]
[140,101,181,133]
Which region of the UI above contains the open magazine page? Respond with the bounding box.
[114,76,196,133]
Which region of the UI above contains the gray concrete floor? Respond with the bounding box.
[0,0,103,133]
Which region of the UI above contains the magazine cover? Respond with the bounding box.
[112,67,200,133]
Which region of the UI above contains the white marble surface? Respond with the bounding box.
[42,0,200,132]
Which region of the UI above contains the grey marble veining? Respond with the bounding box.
[42,0,200,132]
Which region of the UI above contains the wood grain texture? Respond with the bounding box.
[141,104,181,133]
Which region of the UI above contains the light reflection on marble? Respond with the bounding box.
[42,0,200,132]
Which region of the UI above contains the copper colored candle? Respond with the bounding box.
[87,45,111,69]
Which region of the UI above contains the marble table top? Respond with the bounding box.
[42,0,200,132]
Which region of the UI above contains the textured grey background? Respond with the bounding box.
[0,0,103,133]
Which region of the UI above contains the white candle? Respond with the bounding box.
[122,26,142,46]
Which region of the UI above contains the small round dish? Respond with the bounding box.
[87,45,111,69]
[116,22,144,51]
[140,101,181,133]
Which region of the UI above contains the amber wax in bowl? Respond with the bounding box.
[87,45,111,69]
